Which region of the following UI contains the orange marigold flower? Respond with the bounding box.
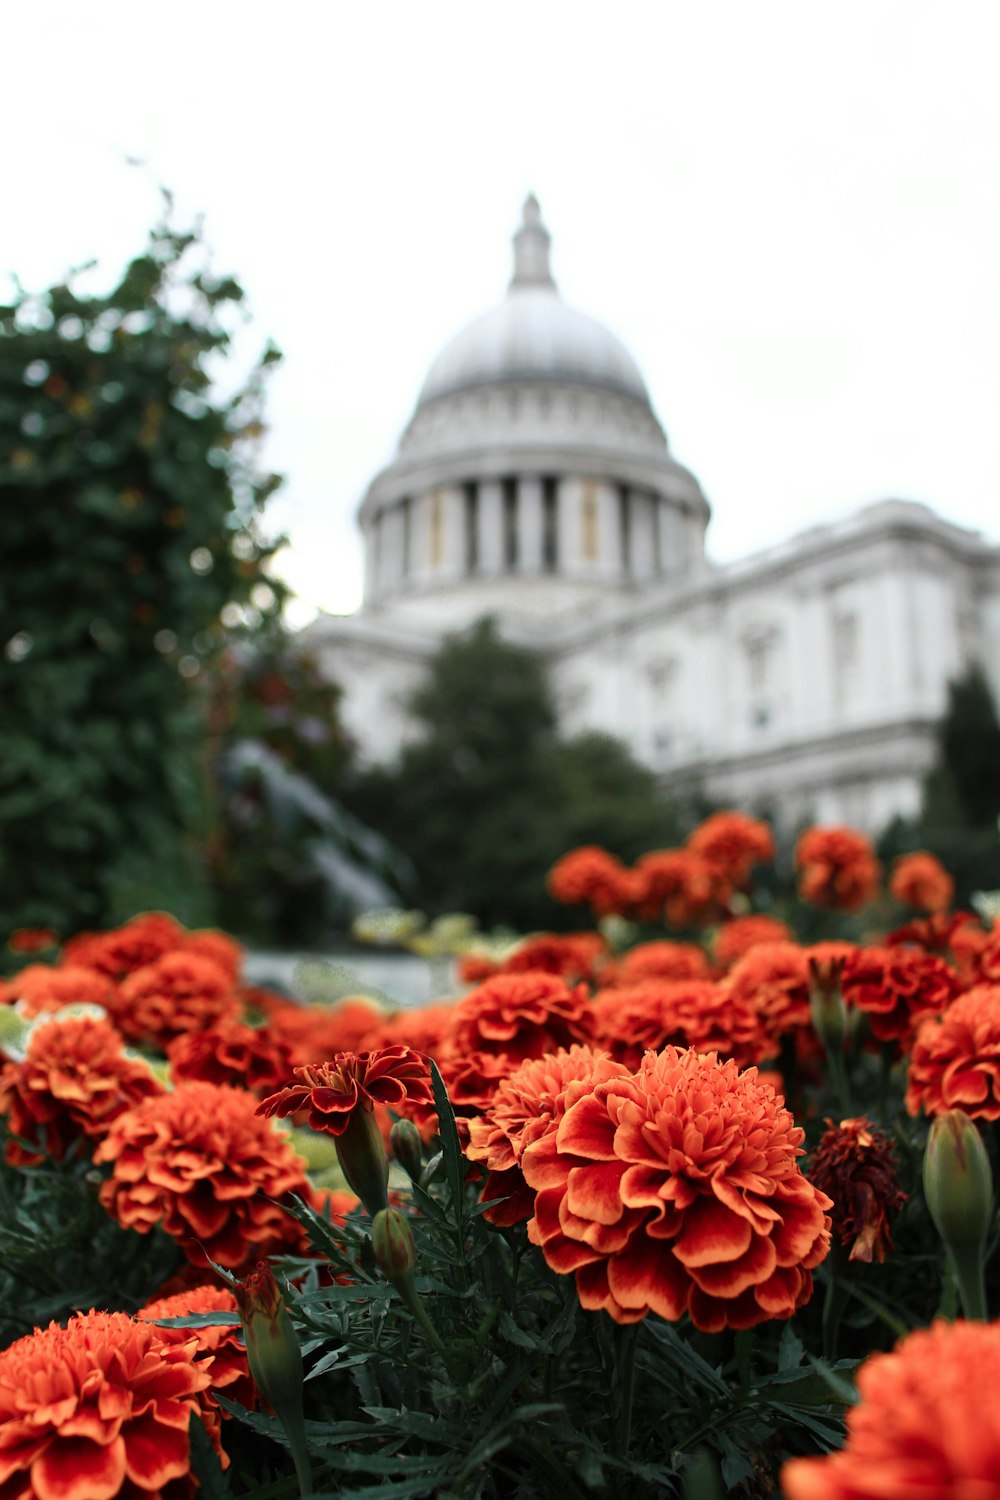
[371,1002,456,1063]
[525,1046,831,1331]
[257,1045,434,1135]
[633,849,722,926]
[140,1284,255,1413]
[547,846,637,917]
[182,927,244,984]
[782,1319,1000,1500]
[6,927,58,955]
[500,932,608,983]
[167,1018,293,1095]
[722,941,813,1046]
[795,826,881,912]
[0,1308,213,1499]
[95,1082,310,1269]
[61,911,185,978]
[687,810,774,886]
[257,995,384,1065]
[906,984,1000,1119]
[465,1046,629,1225]
[807,1117,908,1263]
[444,971,595,1063]
[967,922,1000,986]
[0,962,118,1019]
[889,909,983,959]
[840,945,960,1046]
[111,950,241,1047]
[590,980,773,1071]
[714,915,792,971]
[889,851,955,914]
[0,1014,163,1167]
[601,940,711,987]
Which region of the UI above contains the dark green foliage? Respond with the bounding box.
[929,663,1000,830]
[877,663,1000,906]
[0,1136,182,1346]
[347,618,682,928]
[0,206,284,935]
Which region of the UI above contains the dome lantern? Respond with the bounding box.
[510,194,556,290]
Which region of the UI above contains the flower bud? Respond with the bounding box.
[808,956,847,1053]
[390,1118,423,1181]
[233,1261,304,1415]
[923,1110,994,1319]
[371,1207,416,1283]
[335,1104,389,1216]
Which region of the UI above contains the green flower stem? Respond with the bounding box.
[822,1246,850,1360]
[948,1244,989,1322]
[391,1268,449,1360]
[273,1399,313,1498]
[614,1322,640,1459]
[825,1047,853,1120]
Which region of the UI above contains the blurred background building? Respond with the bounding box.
[307,197,1000,833]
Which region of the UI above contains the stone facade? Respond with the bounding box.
[307,198,1000,833]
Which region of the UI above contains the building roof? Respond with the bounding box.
[415,195,650,408]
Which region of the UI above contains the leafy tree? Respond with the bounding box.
[877,663,1000,905]
[348,618,682,929]
[0,206,284,936]
[925,663,1000,831]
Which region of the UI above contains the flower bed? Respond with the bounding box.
[1,819,999,1497]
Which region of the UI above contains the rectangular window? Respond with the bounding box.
[503,477,519,569]
[464,482,479,574]
[542,477,558,572]
[400,497,411,577]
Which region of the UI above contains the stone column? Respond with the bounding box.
[478,479,504,575]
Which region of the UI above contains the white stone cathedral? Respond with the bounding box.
[307,197,1000,832]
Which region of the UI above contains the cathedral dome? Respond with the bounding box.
[417,196,649,408]
[358,195,710,616]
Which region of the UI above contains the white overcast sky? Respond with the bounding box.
[4,2,999,625]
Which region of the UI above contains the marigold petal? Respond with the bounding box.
[564,1161,628,1225]
[556,1093,619,1160]
[606,1235,691,1320]
[672,1196,753,1267]
[687,1231,777,1298]
[32,1436,126,1500]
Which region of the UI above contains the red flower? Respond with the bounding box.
[500,932,608,983]
[714,915,792,970]
[254,994,384,1065]
[906,984,1000,1119]
[6,927,58,955]
[600,941,711,987]
[782,1319,1000,1500]
[632,849,721,926]
[140,1283,255,1413]
[687,810,774,886]
[0,1013,163,1166]
[547,846,637,917]
[889,851,954,914]
[840,945,959,1046]
[0,962,118,1020]
[95,1081,310,1269]
[807,1117,907,1263]
[182,928,244,984]
[721,941,813,1046]
[525,1046,831,1331]
[167,1018,293,1095]
[0,1308,213,1499]
[61,912,186,978]
[590,980,773,1070]
[257,1045,434,1135]
[465,1046,629,1225]
[795,827,881,912]
[111,951,241,1047]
